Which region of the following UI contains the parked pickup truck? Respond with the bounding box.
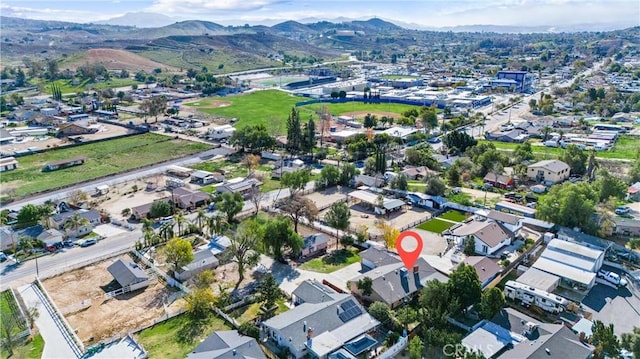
[598,270,628,287]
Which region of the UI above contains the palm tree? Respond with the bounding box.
[141,218,153,233]
[207,212,227,237]
[541,126,552,142]
[64,213,89,237]
[174,212,187,236]
[159,222,174,241]
[19,237,33,257]
[194,210,207,234]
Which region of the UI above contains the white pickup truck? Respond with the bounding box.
[598,270,628,287]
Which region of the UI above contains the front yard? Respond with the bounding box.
[300,248,361,273]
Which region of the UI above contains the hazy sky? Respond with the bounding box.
[1,0,639,28]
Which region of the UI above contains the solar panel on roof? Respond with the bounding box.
[339,305,362,322]
[341,300,357,311]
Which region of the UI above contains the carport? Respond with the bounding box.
[348,190,404,215]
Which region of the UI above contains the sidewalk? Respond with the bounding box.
[18,284,81,359]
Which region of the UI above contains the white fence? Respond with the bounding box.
[378,335,408,359]
[130,250,191,294]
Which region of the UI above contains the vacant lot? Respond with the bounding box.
[135,313,230,359]
[1,133,210,197]
[416,218,455,234]
[187,90,314,132]
[43,255,185,344]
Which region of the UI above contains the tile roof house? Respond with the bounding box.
[445,219,513,257]
[401,166,437,180]
[527,160,570,184]
[187,330,266,359]
[262,281,379,359]
[349,257,448,308]
[172,187,211,210]
[107,259,150,291]
[461,308,593,359]
[627,182,640,201]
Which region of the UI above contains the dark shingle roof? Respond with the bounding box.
[359,247,401,269]
[107,259,149,287]
[188,330,266,359]
[292,280,340,304]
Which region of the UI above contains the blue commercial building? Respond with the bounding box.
[493,71,533,93]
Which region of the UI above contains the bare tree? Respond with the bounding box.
[68,189,88,205]
[279,195,319,233]
[248,184,265,216]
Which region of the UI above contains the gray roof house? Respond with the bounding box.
[291,280,342,306]
[0,226,17,251]
[301,233,330,257]
[446,219,513,257]
[462,308,593,359]
[49,209,101,237]
[216,178,262,198]
[187,330,266,359]
[262,281,379,359]
[107,259,150,290]
[359,247,402,271]
[175,249,220,281]
[349,257,448,308]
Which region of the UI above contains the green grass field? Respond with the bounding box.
[135,314,231,359]
[300,248,361,273]
[0,290,27,337]
[480,135,639,160]
[35,78,140,94]
[439,210,468,222]
[303,101,421,117]
[187,90,314,133]
[416,219,455,234]
[1,334,44,359]
[2,133,210,197]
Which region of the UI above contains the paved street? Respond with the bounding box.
[0,230,140,291]
[1,146,234,212]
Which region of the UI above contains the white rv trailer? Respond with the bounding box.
[503,280,570,314]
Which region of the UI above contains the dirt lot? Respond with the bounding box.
[304,187,353,210]
[320,202,432,237]
[5,124,136,153]
[67,49,179,72]
[99,177,173,219]
[43,254,185,345]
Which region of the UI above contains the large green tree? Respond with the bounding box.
[281,168,311,195]
[286,107,303,153]
[279,195,318,233]
[594,169,627,202]
[448,263,482,311]
[480,287,506,319]
[536,182,597,233]
[325,202,350,247]
[591,320,620,359]
[621,327,640,359]
[318,164,340,188]
[229,125,276,152]
[164,237,194,275]
[561,144,588,175]
[226,219,262,287]
[418,279,457,328]
[443,131,477,155]
[217,192,244,224]
[256,273,282,311]
[262,216,303,259]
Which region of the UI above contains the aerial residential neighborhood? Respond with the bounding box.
[1,2,640,359]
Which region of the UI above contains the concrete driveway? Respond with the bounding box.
[92,224,127,238]
[581,283,640,336]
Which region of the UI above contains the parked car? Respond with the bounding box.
[427,137,441,144]
[615,207,630,215]
[0,252,7,262]
[598,270,628,287]
[78,238,98,247]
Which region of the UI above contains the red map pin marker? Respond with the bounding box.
[396,230,423,269]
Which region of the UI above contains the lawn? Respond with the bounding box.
[135,313,231,359]
[1,290,27,336]
[190,160,248,179]
[186,90,314,132]
[416,219,455,234]
[37,78,140,94]
[2,133,210,197]
[300,248,361,273]
[439,210,468,222]
[229,298,289,324]
[0,334,44,359]
[480,135,639,160]
[303,101,421,117]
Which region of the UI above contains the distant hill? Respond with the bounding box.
[349,18,403,32]
[125,20,228,39]
[95,12,178,28]
[271,20,313,34]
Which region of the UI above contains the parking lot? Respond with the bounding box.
[581,283,640,336]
